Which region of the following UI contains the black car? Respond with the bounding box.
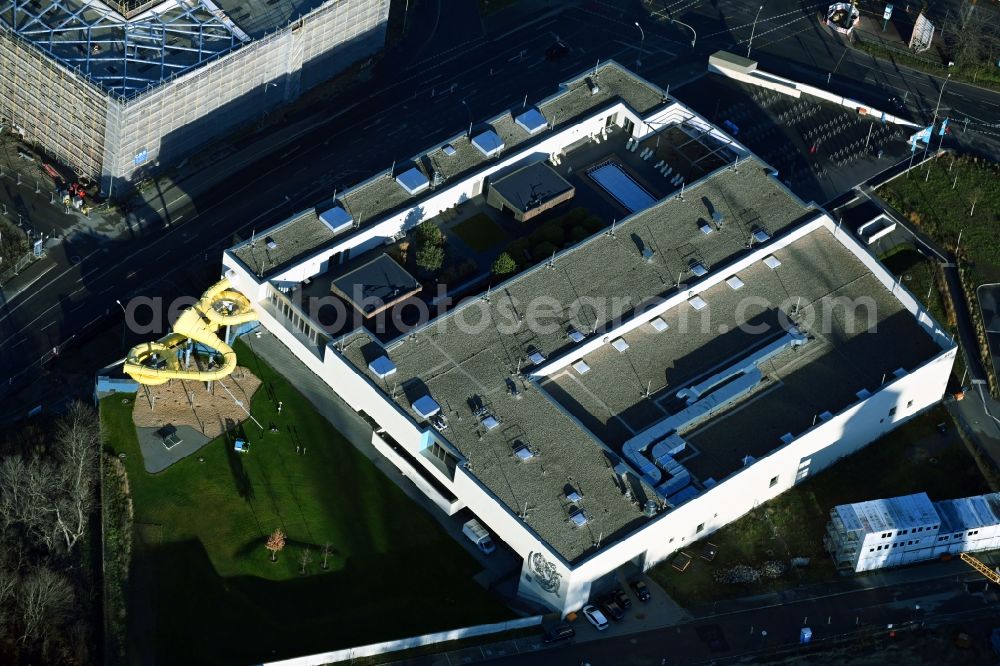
[612,586,632,609]
[545,41,570,61]
[600,598,625,622]
[630,579,651,602]
[542,622,575,644]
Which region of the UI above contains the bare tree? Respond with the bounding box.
[49,402,101,552]
[18,567,73,647]
[321,542,333,570]
[266,528,286,562]
[299,547,312,575]
[0,403,101,554]
[0,562,19,639]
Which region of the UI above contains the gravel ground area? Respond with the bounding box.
[131,366,262,439]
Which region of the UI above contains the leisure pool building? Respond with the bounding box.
[221,63,957,614]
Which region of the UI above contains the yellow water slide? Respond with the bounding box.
[123,277,257,385]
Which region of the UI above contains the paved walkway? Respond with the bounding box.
[135,424,210,473]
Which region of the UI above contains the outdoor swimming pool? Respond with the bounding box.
[587,161,657,213]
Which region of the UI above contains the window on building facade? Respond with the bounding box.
[769,476,778,487]
[906,400,914,408]
[696,523,705,533]
[889,406,897,416]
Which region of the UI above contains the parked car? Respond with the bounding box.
[582,604,609,631]
[600,598,625,622]
[630,579,651,602]
[542,622,575,644]
[612,586,632,609]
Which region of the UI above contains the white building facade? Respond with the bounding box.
[221,64,957,615]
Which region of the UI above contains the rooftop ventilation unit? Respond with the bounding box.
[513,442,536,461]
[471,130,505,158]
[412,395,441,419]
[265,237,278,251]
[395,167,430,195]
[753,229,771,243]
[318,205,354,235]
[643,499,659,517]
[567,328,585,343]
[569,507,588,526]
[482,414,501,431]
[611,338,630,352]
[650,317,669,332]
[442,143,457,156]
[572,359,591,374]
[690,262,708,277]
[711,211,725,228]
[528,351,546,365]
[368,355,397,379]
[699,222,713,235]
[514,107,548,134]
[763,255,782,269]
[688,295,708,310]
[726,276,745,290]
[567,488,583,503]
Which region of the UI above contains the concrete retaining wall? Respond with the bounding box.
[258,616,543,666]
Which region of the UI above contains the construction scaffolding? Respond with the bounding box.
[0,0,389,189]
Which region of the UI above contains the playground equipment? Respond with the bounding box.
[123,277,257,385]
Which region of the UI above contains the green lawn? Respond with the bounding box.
[879,155,1000,284]
[649,407,990,607]
[450,213,510,253]
[102,339,511,665]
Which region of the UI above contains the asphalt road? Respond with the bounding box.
[472,567,998,666]
[1,0,999,422]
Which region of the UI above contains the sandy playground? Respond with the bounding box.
[132,366,262,439]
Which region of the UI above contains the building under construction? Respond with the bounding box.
[0,0,390,193]
[825,491,1000,573]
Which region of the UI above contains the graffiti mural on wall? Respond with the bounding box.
[527,551,562,596]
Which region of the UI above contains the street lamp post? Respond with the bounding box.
[671,18,697,47]
[116,299,127,352]
[634,22,645,69]
[747,5,764,58]
[259,81,278,129]
[921,73,951,167]
[828,47,848,84]
[461,99,472,138]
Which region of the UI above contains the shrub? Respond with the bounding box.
[415,223,443,247]
[506,239,530,264]
[533,241,557,261]
[583,215,605,233]
[492,252,517,276]
[416,244,445,272]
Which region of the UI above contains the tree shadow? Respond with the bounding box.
[222,418,254,501]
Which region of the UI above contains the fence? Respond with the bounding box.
[0,251,34,286]
[259,616,543,666]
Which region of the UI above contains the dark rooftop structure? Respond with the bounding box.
[330,254,421,318]
[487,161,576,222]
